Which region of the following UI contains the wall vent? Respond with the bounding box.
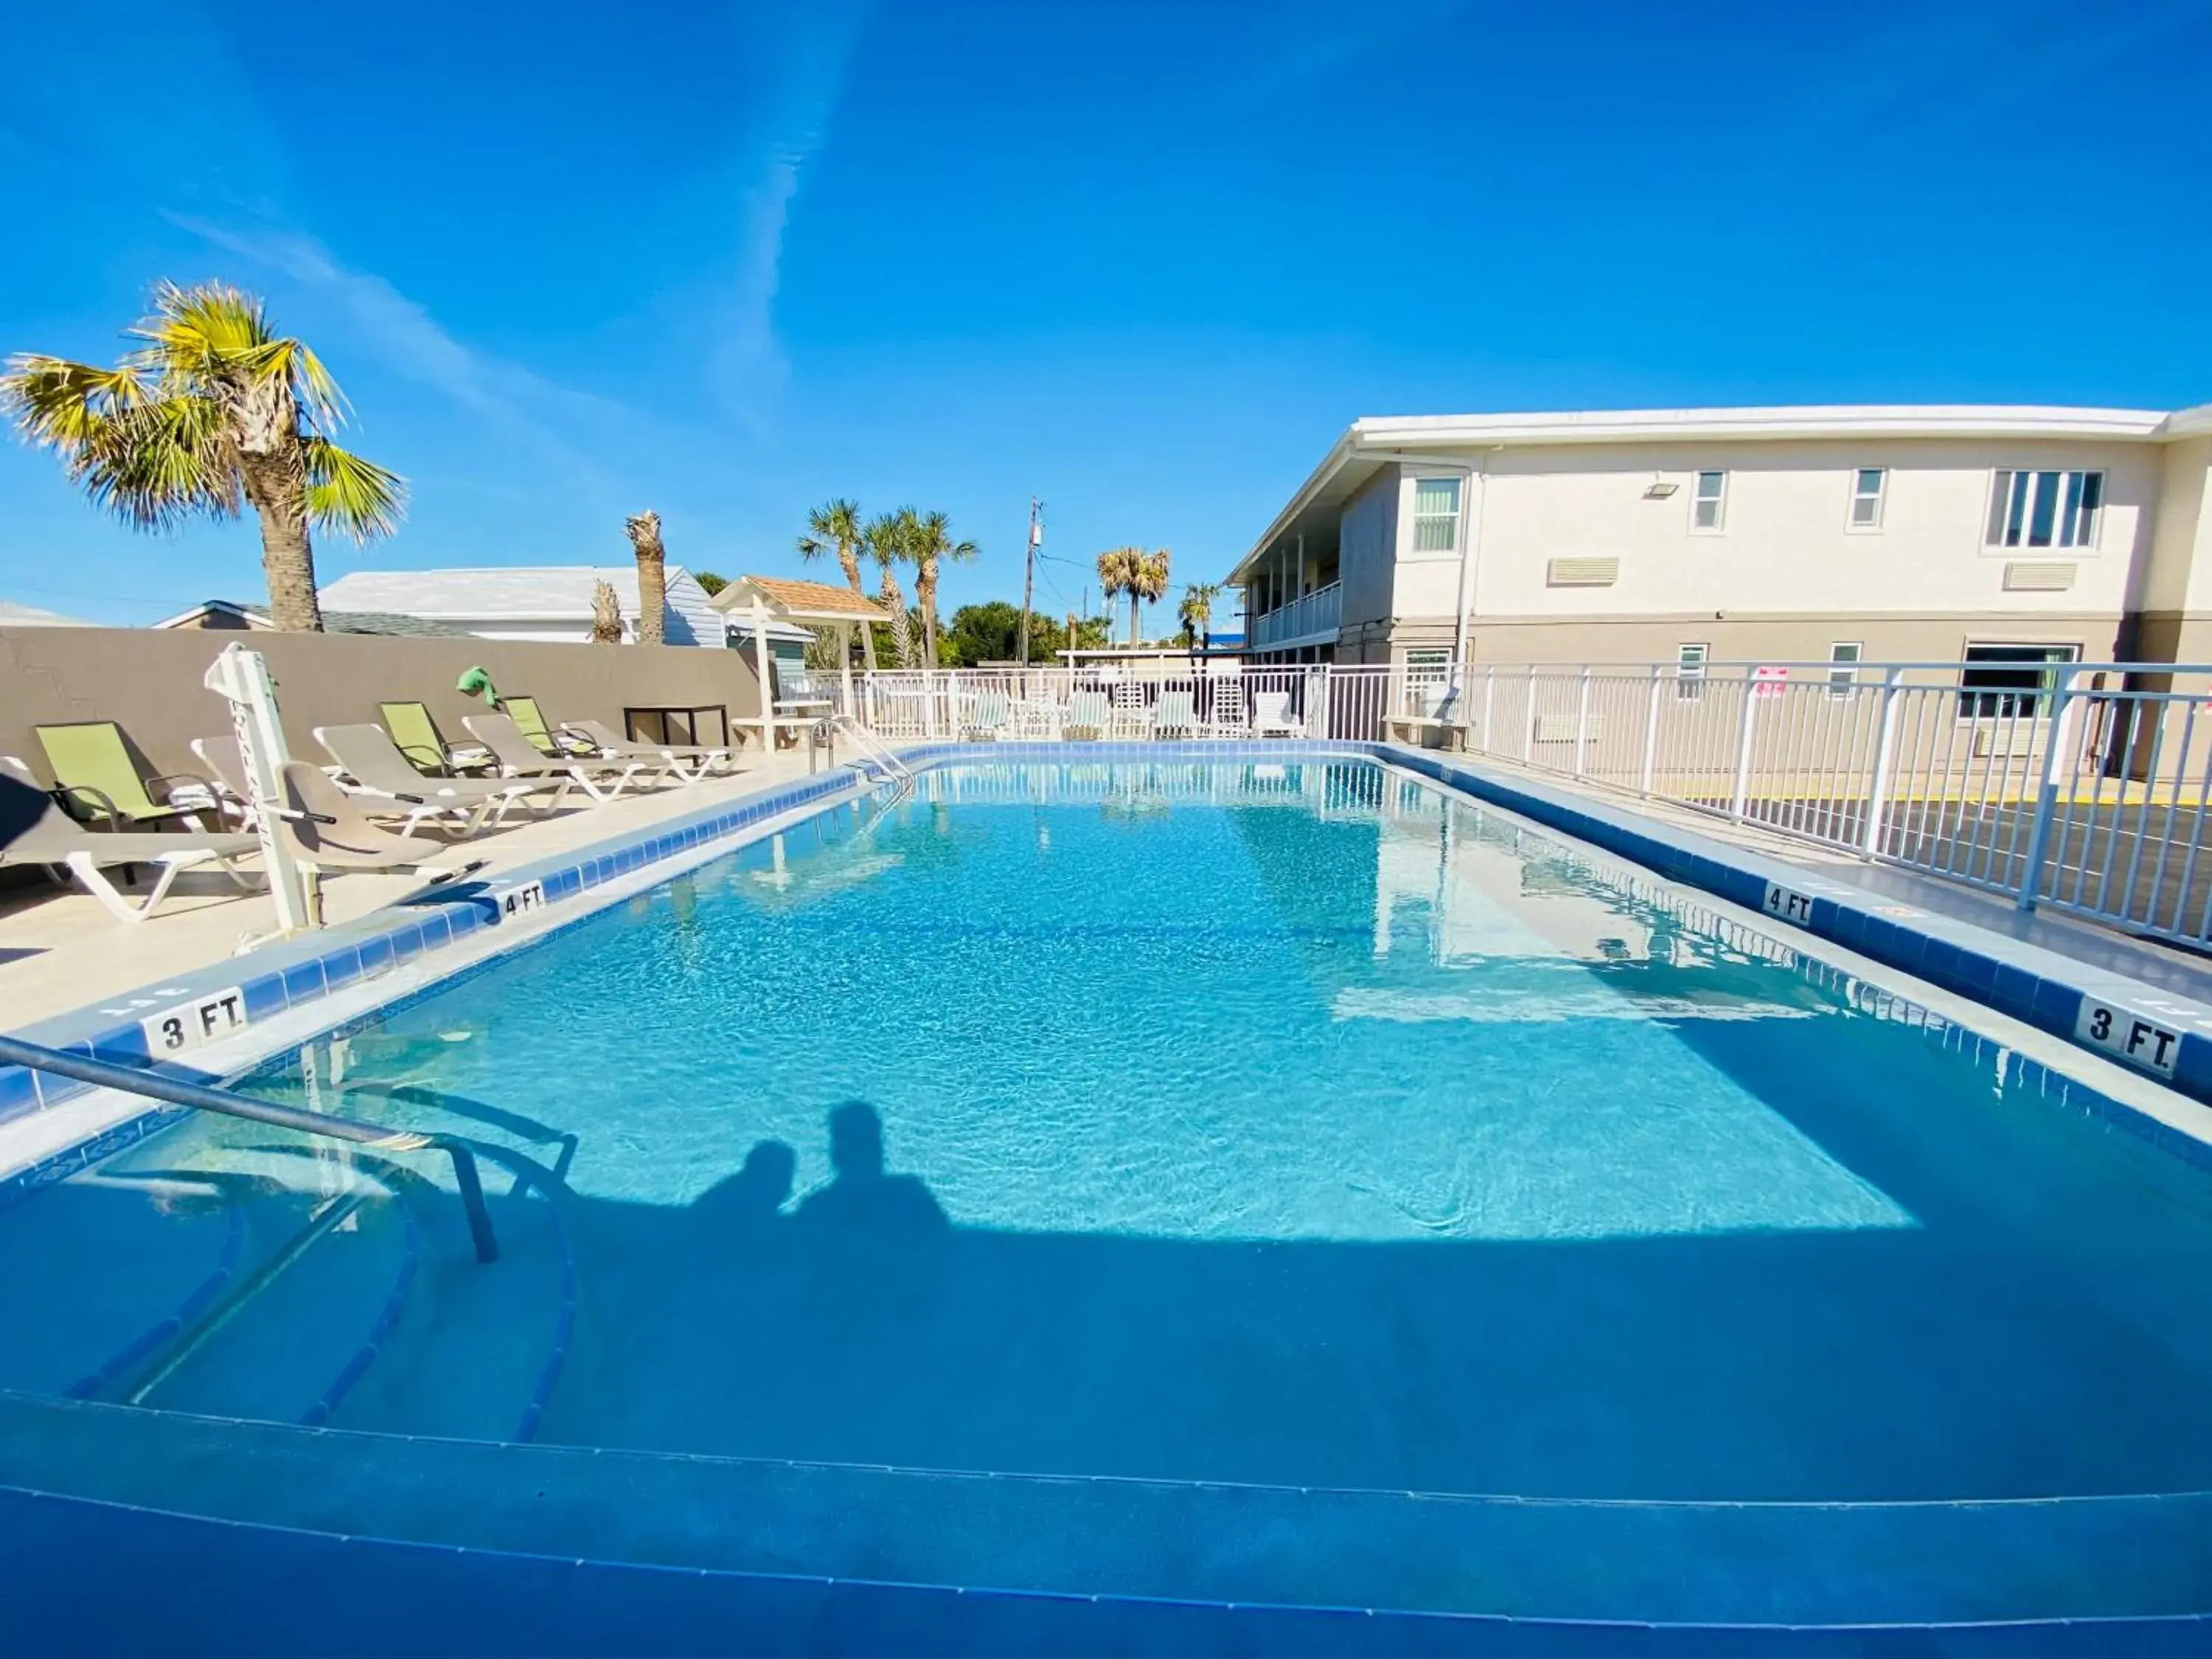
[1546,557,1619,587]
[1534,714,1604,743]
[2003,560,2076,592]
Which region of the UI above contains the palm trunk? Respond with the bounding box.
[237,448,323,631]
[881,568,917,669]
[1128,591,1140,647]
[840,550,877,670]
[625,512,667,646]
[917,560,939,667]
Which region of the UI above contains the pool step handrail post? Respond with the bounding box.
[0,1033,498,1263]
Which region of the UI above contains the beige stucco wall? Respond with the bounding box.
[0,626,766,786]
[1431,437,2160,624]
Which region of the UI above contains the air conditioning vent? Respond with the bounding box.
[1972,723,2042,759]
[2003,560,2076,592]
[1533,714,1604,743]
[1546,557,1619,588]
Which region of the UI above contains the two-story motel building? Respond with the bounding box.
[1231,404,2212,685]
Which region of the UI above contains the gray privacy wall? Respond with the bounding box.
[0,626,766,784]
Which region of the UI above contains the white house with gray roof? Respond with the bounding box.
[315,566,790,650]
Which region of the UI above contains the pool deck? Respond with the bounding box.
[0,750,835,1031]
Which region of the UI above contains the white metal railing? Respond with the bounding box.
[844,656,2212,947]
[1438,659,2212,949]
[1249,581,1341,650]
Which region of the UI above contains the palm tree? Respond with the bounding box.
[909,509,978,667]
[866,509,920,669]
[1,280,404,630]
[625,509,666,646]
[1178,581,1222,650]
[1131,547,1172,644]
[1096,546,1142,646]
[796,497,874,670]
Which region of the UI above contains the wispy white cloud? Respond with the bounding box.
[164,212,627,501]
[713,4,866,425]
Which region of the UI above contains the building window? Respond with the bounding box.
[1848,468,1886,529]
[1411,477,1462,554]
[1676,641,1708,700]
[1985,470,2103,550]
[1827,641,1862,697]
[1691,470,1727,532]
[1958,643,2079,719]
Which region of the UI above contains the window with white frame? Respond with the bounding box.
[1411,477,1462,554]
[1691,470,1727,532]
[1984,470,2103,551]
[1957,643,2079,719]
[1676,641,1709,700]
[1826,641,1862,697]
[1848,468,1886,529]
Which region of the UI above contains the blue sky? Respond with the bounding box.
[1,0,2208,627]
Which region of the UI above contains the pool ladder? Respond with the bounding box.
[832,714,916,816]
[0,1033,500,1263]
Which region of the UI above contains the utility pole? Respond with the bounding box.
[1017,496,1042,666]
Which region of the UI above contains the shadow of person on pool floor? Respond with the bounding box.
[692,1138,798,1242]
[793,1101,949,1245]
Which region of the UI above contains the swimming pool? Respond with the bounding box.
[5,756,2212,1644]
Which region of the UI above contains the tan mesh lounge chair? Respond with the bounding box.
[316,724,552,835]
[270,762,485,884]
[463,713,649,803]
[35,721,226,831]
[0,757,260,922]
[559,717,734,782]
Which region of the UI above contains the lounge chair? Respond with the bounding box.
[462,714,649,803]
[559,717,735,783]
[1251,692,1305,738]
[187,736,262,830]
[34,721,226,831]
[504,697,590,759]
[316,724,551,835]
[1064,690,1109,740]
[378,702,492,774]
[1203,678,1249,737]
[270,762,485,883]
[1107,681,1149,739]
[1149,689,1197,739]
[961,690,1012,740]
[0,757,260,922]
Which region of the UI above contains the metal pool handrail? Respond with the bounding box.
[0,1034,498,1264]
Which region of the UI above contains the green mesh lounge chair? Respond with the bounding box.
[35,722,223,831]
[0,757,259,922]
[503,697,580,758]
[377,702,479,774]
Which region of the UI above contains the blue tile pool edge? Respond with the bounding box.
[1374,742,2212,1157]
[8,737,2211,1203]
[0,761,894,1202]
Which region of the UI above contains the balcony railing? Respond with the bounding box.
[1250,581,1340,650]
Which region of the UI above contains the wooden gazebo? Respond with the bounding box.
[708,576,890,748]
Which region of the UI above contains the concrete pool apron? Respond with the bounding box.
[2,742,2212,1640]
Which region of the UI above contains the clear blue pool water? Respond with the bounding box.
[10,759,2212,1538]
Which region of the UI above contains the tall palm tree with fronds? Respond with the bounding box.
[1097,546,1142,646]
[1130,547,1172,644]
[1178,581,1222,650]
[910,509,978,667]
[1,280,405,630]
[796,497,875,669]
[866,509,920,668]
